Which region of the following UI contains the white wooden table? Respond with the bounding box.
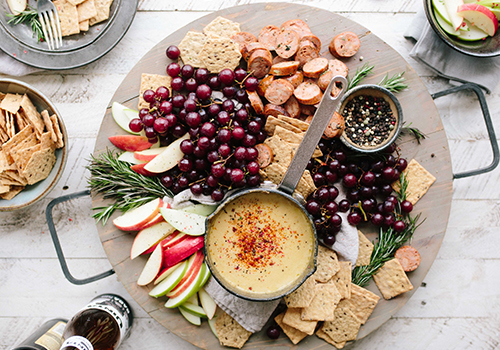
[2,1,500,349]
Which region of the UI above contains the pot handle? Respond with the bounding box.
[432,83,499,179]
[46,190,115,285]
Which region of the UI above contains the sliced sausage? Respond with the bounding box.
[264,103,289,118]
[294,81,323,105]
[273,56,289,65]
[295,39,319,68]
[300,34,321,51]
[255,143,273,168]
[331,82,342,98]
[284,95,301,119]
[231,32,257,50]
[258,25,281,51]
[280,19,312,39]
[323,111,345,138]
[241,41,267,61]
[283,71,304,89]
[329,32,361,58]
[395,246,421,272]
[257,75,274,97]
[265,79,295,105]
[300,104,316,116]
[317,70,334,91]
[248,49,273,79]
[247,91,265,115]
[328,59,349,78]
[275,30,300,59]
[270,61,300,76]
[303,57,329,78]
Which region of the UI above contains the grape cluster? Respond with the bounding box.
[305,185,342,245]
[129,45,265,201]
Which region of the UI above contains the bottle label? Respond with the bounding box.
[60,336,94,350]
[34,321,67,350]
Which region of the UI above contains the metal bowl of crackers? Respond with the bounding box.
[0,79,67,211]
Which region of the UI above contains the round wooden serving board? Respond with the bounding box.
[92,3,453,349]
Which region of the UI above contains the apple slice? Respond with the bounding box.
[179,306,201,326]
[459,19,490,39]
[179,303,207,318]
[165,263,207,308]
[444,0,466,30]
[130,163,157,177]
[208,317,218,339]
[139,213,165,231]
[109,135,153,152]
[457,3,499,35]
[134,147,167,162]
[199,287,217,319]
[179,203,218,216]
[154,261,184,285]
[433,0,453,24]
[162,231,188,249]
[113,198,163,231]
[118,151,147,165]
[137,244,163,286]
[130,221,176,260]
[112,102,140,135]
[165,250,204,299]
[160,208,206,236]
[435,8,461,35]
[149,260,189,297]
[187,293,199,306]
[199,263,211,287]
[144,133,190,173]
[162,235,204,269]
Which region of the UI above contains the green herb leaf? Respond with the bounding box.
[347,63,374,90]
[378,71,408,93]
[6,6,45,42]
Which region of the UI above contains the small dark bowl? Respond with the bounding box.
[339,85,403,153]
[423,0,500,57]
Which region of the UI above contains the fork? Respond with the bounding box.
[37,0,63,50]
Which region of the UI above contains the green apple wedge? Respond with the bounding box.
[160,208,207,236]
[433,0,453,24]
[149,260,188,297]
[208,316,218,338]
[112,102,140,135]
[187,293,199,306]
[118,151,147,165]
[179,307,201,326]
[179,303,208,318]
[459,19,489,40]
[144,133,189,173]
[165,263,208,308]
[435,9,461,35]
[179,203,218,216]
[198,287,217,319]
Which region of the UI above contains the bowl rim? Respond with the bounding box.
[0,78,68,211]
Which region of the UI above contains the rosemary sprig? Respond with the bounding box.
[378,71,408,93]
[6,6,45,42]
[87,149,172,225]
[401,122,427,144]
[394,172,409,203]
[347,63,374,90]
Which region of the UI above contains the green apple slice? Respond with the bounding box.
[435,9,461,35]
[179,203,218,216]
[179,303,208,318]
[118,151,147,165]
[144,133,189,173]
[208,317,218,339]
[187,294,199,306]
[199,287,217,319]
[433,0,453,24]
[199,263,211,287]
[490,7,500,20]
[458,19,489,40]
[149,260,188,297]
[112,102,139,135]
[160,208,207,236]
[165,264,207,308]
[179,306,201,326]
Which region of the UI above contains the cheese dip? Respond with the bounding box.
[206,191,315,296]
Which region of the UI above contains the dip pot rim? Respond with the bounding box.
[204,186,318,302]
[338,84,403,154]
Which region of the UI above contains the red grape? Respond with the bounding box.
[247,161,260,175]
[245,77,259,91]
[232,126,245,140]
[129,118,143,133]
[194,68,210,84]
[234,67,247,82]
[166,45,180,60]
[343,173,357,188]
[185,112,201,128]
[180,139,194,154]
[196,84,212,100]
[401,200,413,213]
[181,64,195,79]
[185,78,198,92]
[218,68,235,85]
[166,62,181,77]
[171,77,184,91]
[143,89,155,103]
[347,211,362,225]
[330,214,342,227]
[153,117,169,133]
[394,220,406,232]
[230,168,245,183]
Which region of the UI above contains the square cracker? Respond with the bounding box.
[178,31,207,68]
[264,135,293,167]
[49,115,65,149]
[316,328,347,349]
[301,283,342,321]
[322,306,362,343]
[0,185,24,200]
[392,159,436,205]
[264,116,302,135]
[356,230,374,267]
[282,308,317,335]
[79,20,90,31]
[198,36,242,73]
[203,16,241,39]
[138,73,172,110]
[330,261,352,299]
[260,162,313,199]
[20,94,45,137]
[42,110,57,143]
[313,245,341,283]
[277,115,309,132]
[2,126,34,156]
[77,0,97,22]
[0,185,9,194]
[373,258,413,300]
[22,147,56,185]
[89,0,113,26]
[284,275,316,308]
[214,310,252,349]
[341,284,380,324]
[54,0,81,36]
[274,125,304,143]
[0,93,23,114]
[275,312,308,345]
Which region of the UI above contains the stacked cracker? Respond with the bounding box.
[259,114,322,199]
[0,93,64,200]
[178,16,242,73]
[53,0,114,37]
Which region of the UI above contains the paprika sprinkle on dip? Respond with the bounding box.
[206,192,315,295]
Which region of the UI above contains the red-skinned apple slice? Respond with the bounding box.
[144,133,190,173]
[109,135,153,152]
[130,221,176,260]
[161,231,188,250]
[118,151,147,165]
[130,163,157,177]
[113,198,163,231]
[137,243,163,286]
[165,263,207,308]
[134,147,168,161]
[166,250,204,298]
[154,261,184,285]
[139,213,165,231]
[457,3,498,35]
[162,235,204,269]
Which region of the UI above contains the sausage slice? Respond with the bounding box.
[230,32,257,50]
[303,57,329,78]
[395,246,421,272]
[265,79,295,105]
[283,71,304,89]
[275,30,300,59]
[280,19,312,39]
[328,59,349,77]
[258,25,281,51]
[300,34,321,51]
[295,39,319,68]
[294,81,323,105]
[323,111,345,138]
[284,95,301,119]
[270,61,300,76]
[257,75,275,97]
[255,143,274,168]
[248,49,273,79]
[264,103,290,118]
[329,32,361,58]
[241,41,267,61]
[247,91,265,115]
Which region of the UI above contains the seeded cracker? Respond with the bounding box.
[41,110,57,143]
[277,115,310,132]
[79,20,89,31]
[392,159,436,205]
[0,186,23,200]
[373,258,413,300]
[322,306,362,342]
[198,36,242,73]
[137,73,172,110]
[313,245,341,283]
[178,31,207,68]
[89,0,113,26]
[49,115,65,148]
[77,0,97,22]
[264,116,302,134]
[282,308,317,335]
[203,16,241,39]
[330,261,352,299]
[275,312,308,345]
[0,94,23,114]
[301,283,342,321]
[214,310,252,349]
[53,0,80,36]
[284,276,316,308]
[22,147,57,185]
[316,328,347,349]
[341,284,380,324]
[356,230,374,267]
